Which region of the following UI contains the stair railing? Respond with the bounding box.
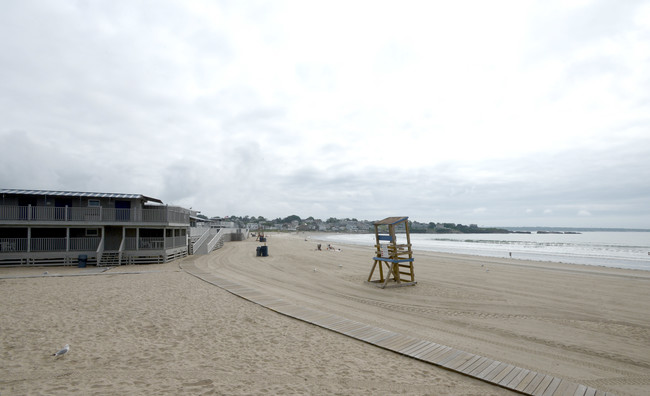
[96,238,104,265]
[118,237,125,266]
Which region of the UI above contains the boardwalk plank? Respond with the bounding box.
[398,339,424,353]
[469,358,496,377]
[476,360,503,379]
[552,380,578,396]
[417,344,445,360]
[347,325,374,337]
[541,377,562,396]
[523,373,548,395]
[532,375,555,396]
[491,364,516,384]
[369,332,399,346]
[573,384,588,396]
[412,343,442,359]
[326,318,353,329]
[365,330,395,344]
[444,352,476,370]
[330,320,358,332]
[498,367,523,386]
[583,388,597,396]
[379,335,415,350]
[339,322,366,333]
[422,346,453,362]
[436,350,464,366]
[508,368,532,390]
[405,341,435,357]
[483,362,510,382]
[402,340,430,355]
[357,328,385,341]
[462,356,490,375]
[455,355,482,372]
[350,326,377,339]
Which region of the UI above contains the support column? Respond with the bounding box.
[66,228,70,252]
[27,227,31,252]
[136,228,140,251]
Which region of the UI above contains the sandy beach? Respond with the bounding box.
[1,233,649,395]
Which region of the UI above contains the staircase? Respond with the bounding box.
[98,251,120,267]
[212,237,225,252]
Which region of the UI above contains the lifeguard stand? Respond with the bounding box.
[367,216,416,288]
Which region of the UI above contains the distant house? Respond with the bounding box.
[0,189,191,266]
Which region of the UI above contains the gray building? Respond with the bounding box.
[0,189,191,266]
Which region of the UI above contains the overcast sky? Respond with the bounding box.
[1,1,649,228]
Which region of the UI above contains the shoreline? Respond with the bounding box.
[310,231,650,273]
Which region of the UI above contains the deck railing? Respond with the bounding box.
[0,236,186,253]
[30,238,67,252]
[69,237,101,251]
[0,237,102,252]
[139,237,165,250]
[0,238,27,252]
[0,205,189,224]
[165,236,187,249]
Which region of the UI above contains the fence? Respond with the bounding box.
[0,205,189,224]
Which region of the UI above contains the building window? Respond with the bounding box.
[88,199,100,207]
[86,228,99,237]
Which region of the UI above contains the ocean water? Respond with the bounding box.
[320,232,650,271]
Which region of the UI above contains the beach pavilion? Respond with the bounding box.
[0,189,192,266]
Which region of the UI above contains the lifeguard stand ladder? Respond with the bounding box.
[367,216,416,288]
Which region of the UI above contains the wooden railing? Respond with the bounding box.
[0,238,27,252]
[165,236,187,249]
[70,237,101,251]
[0,237,101,252]
[0,236,186,253]
[0,205,189,224]
[139,238,165,250]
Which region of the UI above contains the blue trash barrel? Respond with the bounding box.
[261,246,268,257]
[260,237,266,243]
[78,254,88,268]
[256,246,261,256]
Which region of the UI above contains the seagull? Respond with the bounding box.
[52,344,70,357]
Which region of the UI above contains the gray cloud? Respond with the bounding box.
[1,1,648,228]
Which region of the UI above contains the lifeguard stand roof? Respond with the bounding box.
[373,216,409,225]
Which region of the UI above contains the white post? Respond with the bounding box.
[136,228,140,251]
[27,227,31,252]
[66,228,70,252]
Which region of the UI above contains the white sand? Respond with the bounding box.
[1,232,648,395]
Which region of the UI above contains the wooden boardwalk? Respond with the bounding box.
[182,261,613,396]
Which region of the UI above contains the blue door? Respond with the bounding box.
[115,200,131,221]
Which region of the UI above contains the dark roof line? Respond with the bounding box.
[0,189,163,204]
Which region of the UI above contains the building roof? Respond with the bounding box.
[374,216,409,225]
[0,189,163,204]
